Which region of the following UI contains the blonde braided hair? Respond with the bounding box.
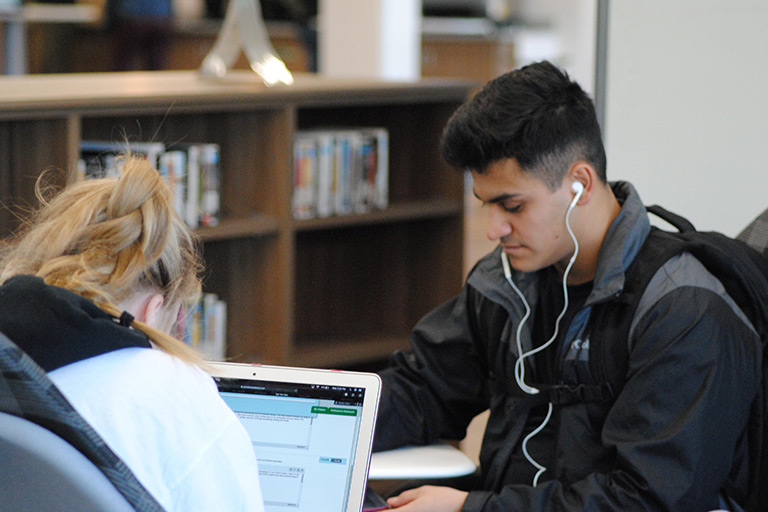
[0,156,206,366]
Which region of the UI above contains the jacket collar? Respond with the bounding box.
[587,181,651,305]
[0,275,151,372]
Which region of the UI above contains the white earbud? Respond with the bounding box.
[570,181,584,206]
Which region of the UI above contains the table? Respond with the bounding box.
[368,442,477,481]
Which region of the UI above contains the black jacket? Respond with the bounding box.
[375,182,761,511]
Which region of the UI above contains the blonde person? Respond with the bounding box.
[0,157,264,511]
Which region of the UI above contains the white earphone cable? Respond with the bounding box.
[525,402,553,487]
[500,187,581,486]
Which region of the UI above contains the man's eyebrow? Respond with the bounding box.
[472,190,520,204]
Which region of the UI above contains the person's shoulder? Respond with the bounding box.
[652,251,722,291]
[54,347,216,395]
[127,348,215,389]
[638,251,756,333]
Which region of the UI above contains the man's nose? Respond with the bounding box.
[486,207,512,242]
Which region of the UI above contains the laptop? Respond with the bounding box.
[209,362,382,512]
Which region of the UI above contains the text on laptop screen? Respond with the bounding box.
[215,377,367,512]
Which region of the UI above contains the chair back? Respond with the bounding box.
[0,411,136,511]
[738,208,768,255]
[0,331,164,511]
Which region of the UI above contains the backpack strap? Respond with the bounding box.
[587,223,689,398]
[492,380,615,407]
[539,382,615,406]
[646,204,696,232]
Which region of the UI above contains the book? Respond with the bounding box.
[315,132,335,218]
[183,293,227,361]
[158,150,188,222]
[291,127,389,219]
[80,140,222,230]
[333,132,355,215]
[368,127,389,209]
[356,131,378,212]
[164,142,222,229]
[292,134,318,219]
[79,140,166,179]
[184,144,200,229]
[198,143,221,227]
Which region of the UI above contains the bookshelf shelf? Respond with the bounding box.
[293,199,463,231]
[196,215,280,242]
[0,71,472,369]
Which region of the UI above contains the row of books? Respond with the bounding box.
[78,140,221,229]
[293,127,389,219]
[182,293,227,362]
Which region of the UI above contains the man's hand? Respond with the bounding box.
[386,485,469,511]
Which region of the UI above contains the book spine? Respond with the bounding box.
[292,135,317,219]
[334,133,354,215]
[212,298,227,361]
[372,128,389,209]
[185,144,201,229]
[184,293,227,361]
[159,150,188,222]
[199,144,221,227]
[315,133,335,218]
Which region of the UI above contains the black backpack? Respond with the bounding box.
[584,205,768,511]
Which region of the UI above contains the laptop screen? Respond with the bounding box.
[215,376,369,512]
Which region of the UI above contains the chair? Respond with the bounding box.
[0,411,136,511]
[737,207,768,254]
[0,332,164,512]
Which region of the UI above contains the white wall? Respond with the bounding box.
[604,0,768,236]
[516,0,598,96]
[318,0,422,80]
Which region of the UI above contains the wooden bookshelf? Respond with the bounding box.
[0,70,472,369]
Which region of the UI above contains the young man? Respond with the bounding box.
[373,61,761,511]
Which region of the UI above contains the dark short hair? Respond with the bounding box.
[440,61,606,189]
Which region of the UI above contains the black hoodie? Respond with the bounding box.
[0,275,151,372]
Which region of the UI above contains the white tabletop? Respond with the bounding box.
[368,443,477,480]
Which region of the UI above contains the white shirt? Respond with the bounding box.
[50,347,264,512]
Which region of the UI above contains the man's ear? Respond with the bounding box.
[566,161,597,204]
